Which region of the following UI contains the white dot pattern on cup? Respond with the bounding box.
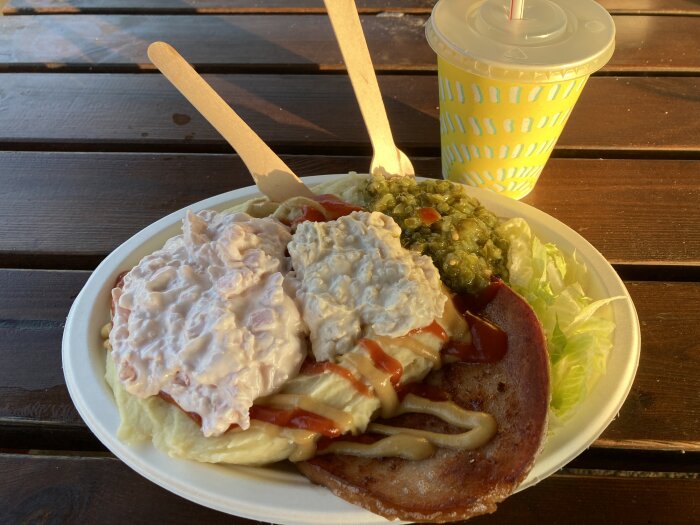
[563,80,577,99]
[528,86,543,102]
[547,84,561,101]
[445,78,454,101]
[445,112,455,133]
[467,117,482,135]
[442,141,551,163]
[460,144,471,161]
[449,165,544,195]
[485,118,497,135]
[454,113,466,133]
[456,80,465,103]
[441,109,571,138]
[455,143,466,163]
[509,87,522,104]
[472,84,483,103]
[443,77,583,107]
[437,68,589,198]
[550,112,562,127]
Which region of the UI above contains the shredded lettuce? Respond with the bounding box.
[496,218,620,426]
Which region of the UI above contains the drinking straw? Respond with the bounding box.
[509,0,525,20]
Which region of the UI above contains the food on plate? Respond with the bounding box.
[103,173,616,521]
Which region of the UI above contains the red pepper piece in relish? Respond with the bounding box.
[418,207,441,226]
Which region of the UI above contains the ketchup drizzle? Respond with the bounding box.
[300,358,372,397]
[408,320,449,342]
[359,339,403,387]
[249,405,341,438]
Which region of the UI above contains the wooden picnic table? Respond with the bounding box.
[1,0,698,523]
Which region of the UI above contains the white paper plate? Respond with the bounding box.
[63,175,640,524]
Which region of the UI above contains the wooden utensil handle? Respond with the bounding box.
[147,41,313,201]
[323,0,402,175]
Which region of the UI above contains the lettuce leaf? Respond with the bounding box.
[497,218,620,426]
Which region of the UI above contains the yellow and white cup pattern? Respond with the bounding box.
[438,57,589,199]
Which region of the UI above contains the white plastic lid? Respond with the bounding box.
[426,0,615,83]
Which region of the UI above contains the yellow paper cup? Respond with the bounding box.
[438,58,589,199]
[427,0,615,199]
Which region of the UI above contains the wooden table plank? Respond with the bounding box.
[2,153,698,267]
[0,14,698,74]
[599,282,700,451]
[1,453,698,524]
[0,1,438,15]
[1,271,698,452]
[522,158,700,268]
[1,75,698,155]
[0,269,87,321]
[4,0,700,16]
[0,271,82,426]
[0,0,695,521]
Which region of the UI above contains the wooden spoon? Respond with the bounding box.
[324,0,415,178]
[147,41,314,202]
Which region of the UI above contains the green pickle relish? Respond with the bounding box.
[361,175,509,295]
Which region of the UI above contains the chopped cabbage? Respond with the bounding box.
[497,218,620,426]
